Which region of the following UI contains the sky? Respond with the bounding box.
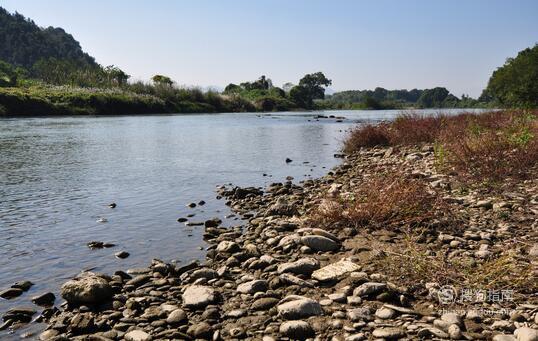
[1,0,537,97]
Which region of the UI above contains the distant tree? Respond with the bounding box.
[224,83,241,93]
[289,85,310,108]
[240,75,271,91]
[363,96,382,109]
[104,65,129,86]
[417,87,450,108]
[282,82,295,92]
[151,74,173,87]
[0,60,17,86]
[372,87,388,101]
[268,87,285,98]
[290,72,332,109]
[484,44,538,107]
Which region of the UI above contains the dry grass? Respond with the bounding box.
[310,173,453,231]
[439,111,538,181]
[373,234,537,299]
[343,110,538,182]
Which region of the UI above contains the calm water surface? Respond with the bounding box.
[0,109,479,336]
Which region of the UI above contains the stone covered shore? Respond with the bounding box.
[3,145,538,340]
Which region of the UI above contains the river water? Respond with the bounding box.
[0,109,480,335]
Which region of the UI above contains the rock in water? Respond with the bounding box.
[60,274,113,304]
[182,285,218,309]
[311,258,360,281]
[31,292,55,306]
[11,281,34,291]
[115,251,130,259]
[2,307,36,323]
[0,287,23,299]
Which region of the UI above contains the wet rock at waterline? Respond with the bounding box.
[60,274,113,304]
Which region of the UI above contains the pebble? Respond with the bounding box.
[279,320,314,339]
[277,296,323,319]
[372,327,404,339]
[125,329,152,341]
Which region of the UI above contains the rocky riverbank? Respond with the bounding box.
[3,144,538,340]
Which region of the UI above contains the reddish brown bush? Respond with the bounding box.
[343,110,538,182]
[440,111,538,181]
[343,123,390,152]
[310,174,448,230]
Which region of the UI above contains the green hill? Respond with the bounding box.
[0,7,96,69]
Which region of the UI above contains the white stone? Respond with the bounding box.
[312,259,361,281]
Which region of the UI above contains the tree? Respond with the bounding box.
[240,75,271,91]
[363,96,382,109]
[282,82,294,93]
[104,65,129,86]
[484,44,538,108]
[0,60,17,86]
[417,87,450,108]
[224,83,241,93]
[290,72,332,109]
[151,74,173,87]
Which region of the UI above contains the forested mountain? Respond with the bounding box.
[0,7,96,69]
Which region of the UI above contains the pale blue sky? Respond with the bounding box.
[2,0,537,97]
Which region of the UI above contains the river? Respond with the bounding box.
[0,109,481,336]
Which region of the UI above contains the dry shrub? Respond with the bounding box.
[440,111,538,181]
[343,110,538,182]
[343,123,390,152]
[373,235,537,298]
[343,114,453,151]
[311,173,446,230]
[390,114,447,145]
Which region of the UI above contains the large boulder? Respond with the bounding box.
[60,274,112,304]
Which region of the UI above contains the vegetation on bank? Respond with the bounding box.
[343,110,538,182]
[308,108,538,295]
